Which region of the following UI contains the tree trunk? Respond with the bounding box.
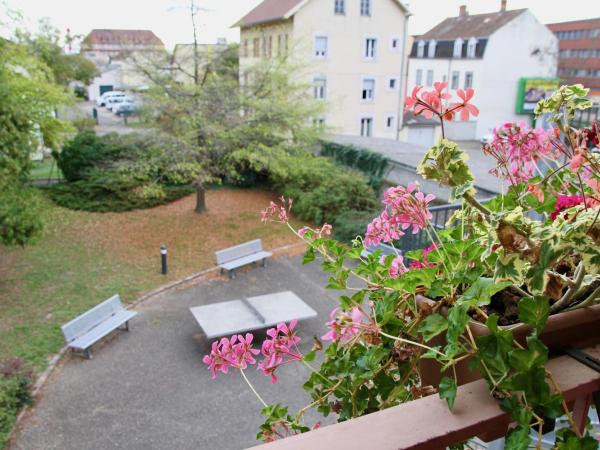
[195,184,207,213]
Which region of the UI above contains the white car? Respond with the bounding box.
[96,91,125,107]
[480,134,494,145]
[106,96,132,112]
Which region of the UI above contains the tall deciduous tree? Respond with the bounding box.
[133,0,325,213]
[0,38,70,245]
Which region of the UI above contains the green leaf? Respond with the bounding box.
[302,246,315,264]
[555,429,599,450]
[438,376,457,410]
[505,424,531,450]
[303,351,316,362]
[458,277,512,308]
[418,313,448,341]
[517,296,549,333]
[445,304,469,357]
[508,335,548,372]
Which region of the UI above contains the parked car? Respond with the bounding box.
[106,96,132,112]
[96,91,125,107]
[480,133,494,145]
[114,101,136,116]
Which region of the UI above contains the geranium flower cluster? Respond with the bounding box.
[483,122,552,185]
[261,197,293,224]
[258,320,303,384]
[409,243,440,269]
[322,306,378,343]
[202,321,302,383]
[365,183,435,247]
[202,333,260,379]
[404,82,479,121]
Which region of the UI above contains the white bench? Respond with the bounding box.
[361,243,400,259]
[190,291,317,339]
[215,239,272,278]
[61,294,138,359]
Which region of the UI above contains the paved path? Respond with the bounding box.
[12,256,340,450]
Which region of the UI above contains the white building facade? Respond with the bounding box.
[407,4,558,140]
[235,0,410,139]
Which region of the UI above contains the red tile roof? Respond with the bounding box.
[83,29,164,47]
[419,9,526,40]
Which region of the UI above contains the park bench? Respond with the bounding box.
[61,294,138,359]
[190,291,317,339]
[360,242,400,259]
[216,239,272,278]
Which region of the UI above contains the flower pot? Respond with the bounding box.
[416,295,600,388]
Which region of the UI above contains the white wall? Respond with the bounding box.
[475,10,557,138]
[87,67,122,100]
[293,0,408,139]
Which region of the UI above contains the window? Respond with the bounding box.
[465,72,473,89]
[362,78,375,101]
[417,40,425,58]
[451,71,459,89]
[427,40,436,58]
[360,0,371,16]
[360,117,373,137]
[416,69,422,85]
[313,77,326,99]
[467,37,478,58]
[243,39,248,58]
[391,37,401,51]
[253,38,259,57]
[315,36,328,57]
[453,38,463,58]
[386,115,396,129]
[313,117,325,127]
[261,36,266,57]
[365,38,377,59]
[388,77,398,89]
[267,36,273,58]
[334,0,345,14]
[284,34,289,53]
[277,35,282,56]
[426,70,433,87]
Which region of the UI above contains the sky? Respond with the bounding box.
[3,0,600,51]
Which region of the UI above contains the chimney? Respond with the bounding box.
[459,5,468,17]
[500,0,507,11]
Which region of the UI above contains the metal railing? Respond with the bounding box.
[396,202,463,253]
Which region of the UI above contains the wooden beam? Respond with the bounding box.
[247,345,600,450]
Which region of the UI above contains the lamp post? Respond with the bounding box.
[161,245,168,275]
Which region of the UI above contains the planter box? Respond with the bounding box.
[417,295,600,387]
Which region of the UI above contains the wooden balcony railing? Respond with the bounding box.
[248,345,600,450]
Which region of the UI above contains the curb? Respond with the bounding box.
[8,241,307,446]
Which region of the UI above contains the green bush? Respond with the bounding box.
[0,359,33,448]
[44,182,194,213]
[0,187,44,246]
[49,131,202,212]
[333,209,378,243]
[226,144,377,224]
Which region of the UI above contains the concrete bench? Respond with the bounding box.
[61,294,137,359]
[216,239,272,278]
[190,291,317,339]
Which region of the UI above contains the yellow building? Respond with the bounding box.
[234,0,410,139]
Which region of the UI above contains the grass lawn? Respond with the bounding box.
[30,159,63,181]
[0,187,300,371]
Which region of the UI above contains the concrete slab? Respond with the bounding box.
[189,291,317,339]
[12,256,341,450]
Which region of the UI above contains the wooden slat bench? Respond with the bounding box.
[61,294,137,359]
[216,239,272,278]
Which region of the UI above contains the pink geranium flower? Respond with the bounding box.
[258,321,302,384]
[203,333,260,379]
[453,88,480,121]
[322,307,377,343]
